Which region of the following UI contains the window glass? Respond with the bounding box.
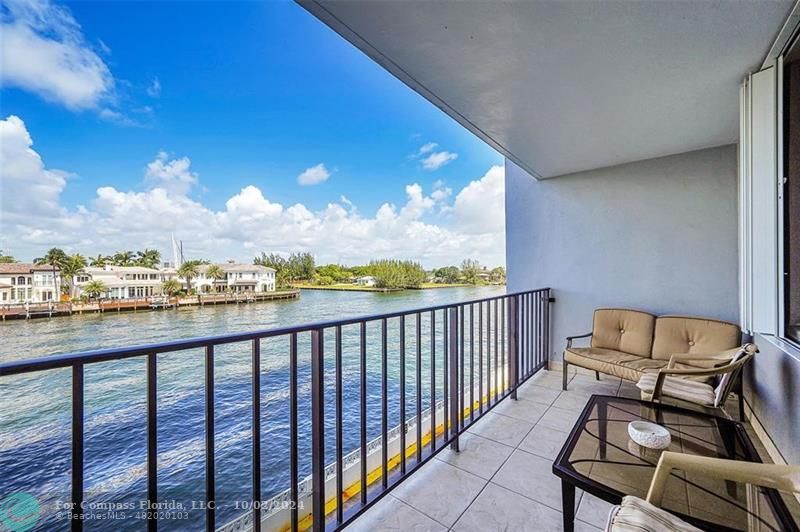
[785,60,800,343]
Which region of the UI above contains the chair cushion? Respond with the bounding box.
[651,316,740,361]
[607,496,701,531]
[636,373,716,406]
[565,347,665,382]
[592,309,656,358]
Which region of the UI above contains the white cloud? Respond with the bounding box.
[297,163,331,186]
[98,108,140,127]
[431,180,452,202]
[422,150,458,171]
[147,77,161,98]
[0,116,506,267]
[453,165,505,234]
[97,38,111,55]
[0,114,72,223]
[399,184,435,220]
[0,0,114,110]
[144,151,199,195]
[417,142,438,155]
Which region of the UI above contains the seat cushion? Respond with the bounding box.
[565,347,664,382]
[636,373,716,406]
[592,309,656,358]
[607,496,701,532]
[651,316,740,361]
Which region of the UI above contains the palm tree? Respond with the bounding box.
[34,247,68,296]
[82,280,107,299]
[177,261,201,293]
[136,249,161,268]
[205,264,225,292]
[0,250,16,263]
[59,254,87,297]
[112,251,135,266]
[161,278,182,296]
[89,254,108,267]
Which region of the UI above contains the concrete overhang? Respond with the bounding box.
[299,0,794,179]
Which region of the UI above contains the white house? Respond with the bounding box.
[193,263,276,293]
[355,275,376,287]
[74,265,163,300]
[0,263,61,304]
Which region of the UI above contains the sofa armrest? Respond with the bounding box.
[566,332,592,349]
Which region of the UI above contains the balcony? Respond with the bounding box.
[4,2,800,531]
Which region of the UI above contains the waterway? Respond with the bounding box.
[0,286,505,531]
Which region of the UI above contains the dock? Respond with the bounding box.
[0,289,300,321]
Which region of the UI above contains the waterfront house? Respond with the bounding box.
[0,263,60,304]
[74,265,163,300]
[355,275,377,287]
[193,263,276,293]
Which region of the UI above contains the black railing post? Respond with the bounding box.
[310,328,325,532]
[546,289,553,368]
[204,345,215,532]
[381,318,388,489]
[146,354,158,532]
[71,363,84,532]
[448,306,459,451]
[359,323,367,506]
[289,334,299,532]
[251,340,262,532]
[509,296,519,399]
[335,326,344,524]
[399,315,406,475]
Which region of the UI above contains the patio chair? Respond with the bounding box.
[605,451,800,531]
[635,343,757,420]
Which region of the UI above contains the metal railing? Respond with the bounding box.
[0,288,552,532]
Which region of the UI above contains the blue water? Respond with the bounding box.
[0,287,506,531]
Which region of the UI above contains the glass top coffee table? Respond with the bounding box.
[552,395,796,532]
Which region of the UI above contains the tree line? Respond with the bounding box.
[253,252,506,290]
[2,247,506,297]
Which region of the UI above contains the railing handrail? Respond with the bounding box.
[0,288,550,377]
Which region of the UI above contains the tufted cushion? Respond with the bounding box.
[607,496,701,531]
[651,316,740,361]
[591,309,656,358]
[565,347,666,382]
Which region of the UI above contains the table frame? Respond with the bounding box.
[551,395,797,532]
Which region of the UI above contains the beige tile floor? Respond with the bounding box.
[346,369,630,532]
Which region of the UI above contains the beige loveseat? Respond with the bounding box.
[563,308,742,392]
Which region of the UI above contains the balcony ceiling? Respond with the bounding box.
[300,0,793,178]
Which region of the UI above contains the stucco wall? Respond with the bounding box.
[505,144,739,361]
[746,335,800,464]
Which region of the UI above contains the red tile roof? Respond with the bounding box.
[0,263,60,274]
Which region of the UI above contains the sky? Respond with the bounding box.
[0,0,506,268]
